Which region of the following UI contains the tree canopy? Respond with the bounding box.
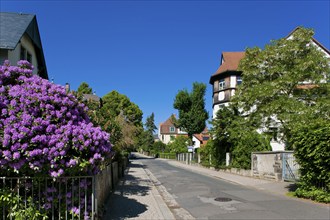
[138,113,157,152]
[234,27,330,146]
[145,112,157,133]
[209,105,270,169]
[77,82,93,96]
[173,82,208,139]
[102,91,143,127]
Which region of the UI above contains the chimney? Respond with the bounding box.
[65,83,70,93]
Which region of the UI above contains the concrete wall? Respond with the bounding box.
[251,151,289,181]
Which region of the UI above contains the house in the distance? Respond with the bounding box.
[158,115,186,145]
[192,128,210,149]
[158,115,210,150]
[0,12,48,79]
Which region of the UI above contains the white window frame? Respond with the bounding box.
[219,79,225,90]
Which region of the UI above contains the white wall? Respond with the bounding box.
[160,134,174,145]
[192,136,200,149]
[212,103,229,119]
[7,34,39,75]
[230,75,236,87]
[270,141,285,151]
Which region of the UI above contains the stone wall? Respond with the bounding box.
[251,151,292,181]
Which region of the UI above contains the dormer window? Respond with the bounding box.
[169,126,175,133]
[219,79,225,90]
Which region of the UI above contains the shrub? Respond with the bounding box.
[290,119,330,203]
[0,60,112,177]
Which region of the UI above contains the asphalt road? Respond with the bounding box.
[137,155,330,220]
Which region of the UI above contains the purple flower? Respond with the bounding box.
[0,60,112,177]
[13,152,20,160]
[3,150,11,159]
[43,203,52,210]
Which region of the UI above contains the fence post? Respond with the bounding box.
[226,153,230,166]
[282,152,285,181]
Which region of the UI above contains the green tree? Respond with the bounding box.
[152,141,167,153]
[77,82,93,96]
[145,112,157,133]
[173,82,208,139]
[99,91,143,150]
[289,110,330,203]
[210,105,270,169]
[138,130,154,152]
[102,91,143,127]
[168,136,189,153]
[235,27,330,146]
[138,113,157,152]
[114,114,141,152]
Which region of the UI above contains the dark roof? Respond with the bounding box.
[0,12,48,79]
[0,12,34,49]
[210,52,245,83]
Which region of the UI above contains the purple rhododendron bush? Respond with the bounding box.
[0,60,112,177]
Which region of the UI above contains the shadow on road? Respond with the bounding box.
[129,157,155,160]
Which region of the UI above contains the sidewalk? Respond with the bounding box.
[102,159,176,220]
[163,159,296,197]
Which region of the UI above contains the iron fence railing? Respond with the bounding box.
[1,176,96,220]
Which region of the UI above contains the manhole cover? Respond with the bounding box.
[214,197,232,202]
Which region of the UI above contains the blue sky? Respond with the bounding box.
[1,0,329,129]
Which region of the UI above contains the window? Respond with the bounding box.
[20,46,26,60]
[219,79,225,90]
[169,126,175,133]
[170,135,175,141]
[202,136,209,141]
[237,76,242,86]
[20,46,32,63]
[27,52,32,63]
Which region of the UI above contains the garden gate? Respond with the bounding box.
[282,152,300,181]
